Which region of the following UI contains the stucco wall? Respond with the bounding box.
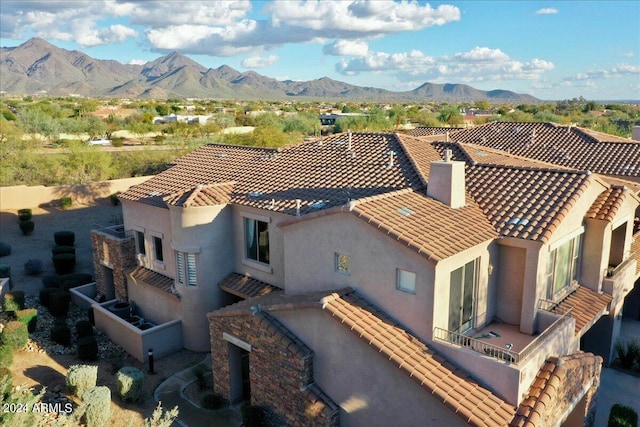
[122,200,173,274]
[496,244,526,324]
[274,309,468,427]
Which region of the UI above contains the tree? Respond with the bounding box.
[18,108,61,142]
[438,106,463,126]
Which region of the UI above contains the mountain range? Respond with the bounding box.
[0,38,540,103]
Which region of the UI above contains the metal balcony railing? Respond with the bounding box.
[433,327,519,364]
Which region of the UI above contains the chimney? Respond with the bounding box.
[426,148,466,209]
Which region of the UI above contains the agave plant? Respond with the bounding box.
[614,339,640,369]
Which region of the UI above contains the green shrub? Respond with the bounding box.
[110,193,121,205]
[66,364,98,398]
[614,339,640,369]
[17,209,32,221]
[24,259,43,275]
[61,272,93,286]
[241,404,268,427]
[50,321,71,346]
[193,364,207,391]
[1,321,28,349]
[3,291,25,312]
[0,368,12,400]
[76,320,94,338]
[201,393,227,409]
[39,287,58,307]
[77,336,98,361]
[54,230,75,246]
[144,402,179,427]
[59,197,72,210]
[0,344,13,369]
[116,367,144,403]
[52,245,76,255]
[16,308,38,333]
[110,137,124,147]
[81,386,111,427]
[42,273,63,288]
[608,404,638,427]
[48,291,71,318]
[60,279,81,292]
[19,220,35,235]
[52,253,75,274]
[0,243,11,257]
[0,264,12,281]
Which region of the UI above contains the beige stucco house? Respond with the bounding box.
[92,128,640,426]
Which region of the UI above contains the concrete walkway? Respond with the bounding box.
[154,354,241,427]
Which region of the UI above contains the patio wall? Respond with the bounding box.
[93,301,182,362]
[69,282,98,310]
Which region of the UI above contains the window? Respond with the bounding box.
[153,236,164,263]
[244,218,269,264]
[135,231,146,256]
[397,269,416,293]
[335,253,351,275]
[176,252,197,286]
[546,234,582,298]
[449,259,477,333]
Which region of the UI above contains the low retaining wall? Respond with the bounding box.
[69,282,98,310]
[93,300,182,362]
[0,176,151,210]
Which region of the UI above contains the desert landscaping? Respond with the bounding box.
[0,198,240,426]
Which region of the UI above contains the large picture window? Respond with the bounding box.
[244,218,269,264]
[449,259,477,333]
[546,234,582,298]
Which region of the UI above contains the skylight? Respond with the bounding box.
[248,191,262,197]
[309,201,327,209]
[397,207,414,217]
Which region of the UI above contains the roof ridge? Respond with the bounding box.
[474,162,589,175]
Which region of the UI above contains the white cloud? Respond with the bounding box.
[128,59,147,65]
[242,55,279,68]
[323,40,369,56]
[73,23,138,46]
[536,8,558,15]
[573,63,640,80]
[337,46,554,82]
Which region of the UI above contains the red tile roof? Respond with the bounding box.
[127,265,176,295]
[549,286,612,336]
[209,288,516,426]
[164,182,234,207]
[218,273,280,299]
[351,189,497,261]
[414,122,640,179]
[586,186,627,222]
[405,126,463,137]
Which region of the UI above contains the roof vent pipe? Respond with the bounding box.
[388,151,395,168]
[443,149,452,162]
[295,199,301,216]
[347,130,352,151]
[446,131,450,142]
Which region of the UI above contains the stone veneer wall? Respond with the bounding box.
[209,311,339,427]
[91,230,136,301]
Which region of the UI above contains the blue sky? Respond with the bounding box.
[1,1,638,100]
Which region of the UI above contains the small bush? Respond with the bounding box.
[614,339,640,369]
[3,290,25,312]
[39,287,58,307]
[0,243,11,257]
[608,404,638,427]
[49,291,71,318]
[81,386,111,427]
[17,209,32,221]
[202,393,227,410]
[16,308,38,333]
[193,364,207,391]
[1,321,28,349]
[144,402,179,427]
[76,320,94,338]
[66,364,98,398]
[54,230,75,246]
[0,368,12,400]
[241,404,268,427]
[52,245,76,255]
[42,274,63,288]
[59,197,72,210]
[52,253,75,274]
[61,272,93,286]
[0,344,13,369]
[60,279,81,292]
[19,220,35,235]
[0,264,12,280]
[77,336,98,361]
[50,321,71,346]
[116,367,144,402]
[24,259,43,275]
[110,137,124,147]
[110,193,121,205]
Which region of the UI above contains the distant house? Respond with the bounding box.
[92,128,639,426]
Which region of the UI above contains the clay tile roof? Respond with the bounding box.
[218,272,280,299]
[351,189,497,261]
[406,126,463,137]
[440,122,640,179]
[510,352,602,427]
[586,186,627,222]
[321,290,516,427]
[396,133,445,185]
[301,383,340,421]
[120,133,424,213]
[127,265,175,295]
[164,182,234,207]
[464,165,593,242]
[632,232,640,278]
[550,286,612,336]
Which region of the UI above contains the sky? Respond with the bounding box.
[1,1,639,101]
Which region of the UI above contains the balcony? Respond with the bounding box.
[92,224,133,240]
[603,255,637,304]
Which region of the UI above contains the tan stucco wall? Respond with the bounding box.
[496,245,526,324]
[122,200,173,273]
[274,309,468,427]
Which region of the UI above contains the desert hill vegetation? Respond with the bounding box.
[1,95,638,188]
